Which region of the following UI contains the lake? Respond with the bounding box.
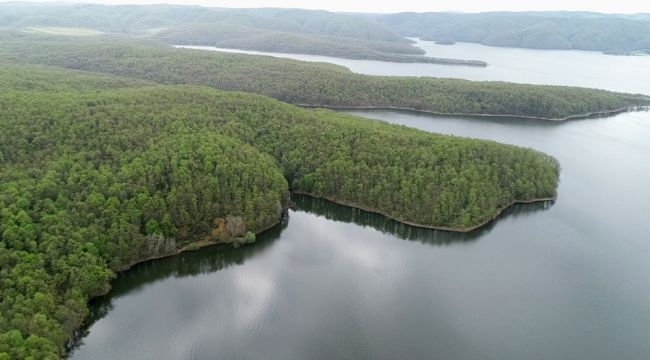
[175,40,650,95]
[70,109,650,360]
[70,46,650,359]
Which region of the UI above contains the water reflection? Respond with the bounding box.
[292,194,554,245]
[70,217,288,351]
[71,194,553,351]
[69,109,650,360]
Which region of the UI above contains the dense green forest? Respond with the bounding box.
[0,5,645,359]
[0,65,561,358]
[1,34,647,120]
[377,12,650,54]
[0,3,484,64]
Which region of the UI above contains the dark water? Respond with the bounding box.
[70,109,650,360]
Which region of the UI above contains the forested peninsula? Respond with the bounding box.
[0,65,561,358]
[158,25,487,66]
[1,34,648,120]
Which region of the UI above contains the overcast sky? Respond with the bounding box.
[4,0,650,14]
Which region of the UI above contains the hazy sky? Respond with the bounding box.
[5,0,650,14]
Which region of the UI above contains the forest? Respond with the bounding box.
[0,65,560,358]
[156,25,486,66]
[377,12,650,54]
[1,34,647,120]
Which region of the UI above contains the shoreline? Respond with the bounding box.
[101,190,558,276]
[67,217,282,353]
[173,45,488,67]
[93,188,557,289]
[292,190,557,233]
[112,218,282,274]
[295,104,645,121]
[68,191,555,353]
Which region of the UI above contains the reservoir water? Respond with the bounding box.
[70,46,650,359]
[176,39,650,95]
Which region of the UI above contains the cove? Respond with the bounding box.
[70,110,650,360]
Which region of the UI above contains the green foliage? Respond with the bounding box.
[185,243,200,251]
[0,66,562,357]
[0,64,153,91]
[244,231,256,243]
[0,35,646,120]
[0,73,290,357]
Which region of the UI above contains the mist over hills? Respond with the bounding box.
[376,11,650,54]
[2,3,649,56]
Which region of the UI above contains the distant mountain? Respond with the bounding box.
[3,4,649,57]
[0,3,403,41]
[0,2,486,66]
[0,3,489,65]
[376,12,650,54]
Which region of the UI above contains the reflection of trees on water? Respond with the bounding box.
[291,194,555,246]
[69,215,288,352]
[70,196,553,351]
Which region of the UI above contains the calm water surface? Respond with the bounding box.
[70,109,650,360]
[73,43,650,358]
[176,40,650,94]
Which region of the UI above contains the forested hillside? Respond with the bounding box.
[377,12,650,54]
[0,4,402,41]
[3,4,650,57]
[1,34,646,120]
[0,3,484,64]
[156,25,486,65]
[0,65,561,358]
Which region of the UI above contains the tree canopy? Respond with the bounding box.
[0,66,560,358]
[1,34,646,120]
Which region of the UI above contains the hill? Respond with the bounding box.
[0,3,484,65]
[377,12,650,54]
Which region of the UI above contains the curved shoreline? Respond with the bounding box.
[291,190,557,233]
[100,189,557,277]
[112,218,282,274]
[107,191,559,275]
[68,217,282,351]
[173,45,488,67]
[69,191,556,353]
[296,104,646,121]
